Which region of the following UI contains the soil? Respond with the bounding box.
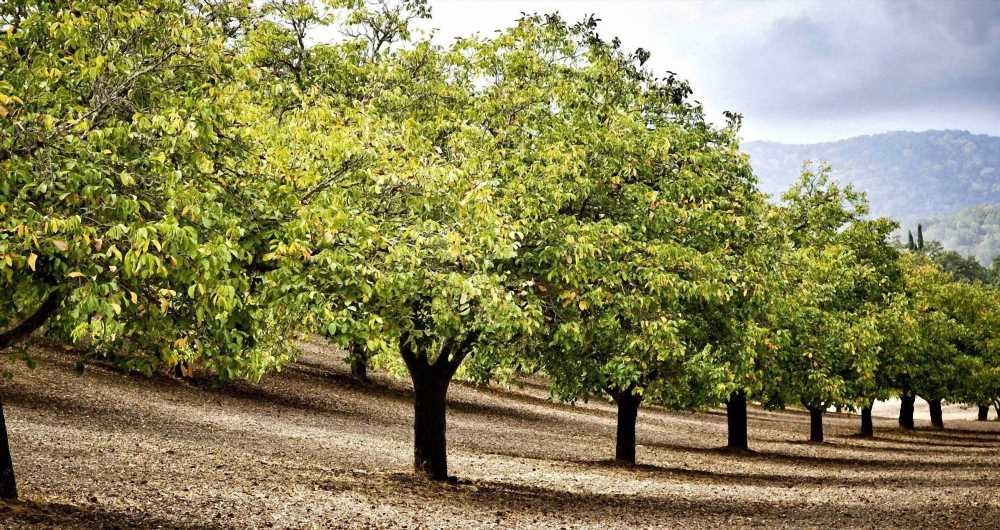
[1,338,999,529]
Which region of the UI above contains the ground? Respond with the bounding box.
[1,339,998,529]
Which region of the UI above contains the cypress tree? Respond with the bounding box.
[917,225,924,250]
[907,231,916,251]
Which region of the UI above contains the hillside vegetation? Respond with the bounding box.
[917,205,1000,266]
[746,130,1000,262]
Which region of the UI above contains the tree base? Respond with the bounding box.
[718,446,758,456]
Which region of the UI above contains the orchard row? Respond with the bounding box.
[2,1,997,497]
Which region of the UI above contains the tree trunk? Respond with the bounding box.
[349,346,368,382]
[899,392,915,430]
[928,398,944,429]
[399,331,475,482]
[726,390,749,451]
[809,406,824,443]
[859,399,874,438]
[978,405,990,421]
[0,398,16,500]
[613,390,641,464]
[410,373,449,480]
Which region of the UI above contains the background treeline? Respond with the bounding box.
[917,204,1000,266]
[2,0,1000,500]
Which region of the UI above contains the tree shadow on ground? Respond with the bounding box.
[291,358,583,427]
[382,472,1000,529]
[465,447,999,490]
[887,428,1000,444]
[828,437,999,454]
[0,499,226,530]
[640,440,983,470]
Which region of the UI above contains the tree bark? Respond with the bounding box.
[859,398,874,438]
[899,392,915,430]
[928,398,944,429]
[0,398,16,500]
[726,390,749,451]
[349,345,368,382]
[808,406,824,443]
[399,331,475,481]
[613,390,641,464]
[978,405,990,422]
[410,372,449,480]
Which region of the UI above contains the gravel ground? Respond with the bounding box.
[0,339,998,529]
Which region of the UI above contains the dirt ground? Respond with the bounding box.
[0,339,998,529]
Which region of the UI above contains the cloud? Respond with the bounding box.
[704,0,1000,140]
[422,0,1000,142]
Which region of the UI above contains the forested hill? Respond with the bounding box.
[745,130,1000,262]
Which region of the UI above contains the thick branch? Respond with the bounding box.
[446,331,479,376]
[0,290,62,351]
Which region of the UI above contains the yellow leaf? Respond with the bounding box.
[0,105,7,118]
[52,239,68,251]
[67,271,85,278]
[110,302,121,315]
[159,298,170,313]
[578,300,590,311]
[27,253,37,271]
[130,291,138,305]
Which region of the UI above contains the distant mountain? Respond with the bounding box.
[745,130,1000,263]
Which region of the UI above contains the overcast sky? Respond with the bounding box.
[420,0,1000,144]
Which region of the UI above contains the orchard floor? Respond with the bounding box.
[2,340,1000,529]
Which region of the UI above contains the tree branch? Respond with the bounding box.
[0,290,63,351]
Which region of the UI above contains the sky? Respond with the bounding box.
[419,0,1000,144]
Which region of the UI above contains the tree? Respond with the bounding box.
[894,254,971,430]
[929,278,1000,426]
[0,0,308,497]
[838,219,903,438]
[933,250,990,284]
[281,21,544,479]
[463,15,764,464]
[764,164,887,443]
[243,0,434,383]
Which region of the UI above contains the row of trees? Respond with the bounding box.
[2,0,999,495]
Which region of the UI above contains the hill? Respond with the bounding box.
[1,341,998,529]
[917,204,1000,266]
[745,130,1000,262]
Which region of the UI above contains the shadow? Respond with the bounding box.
[281,358,416,403]
[1,386,302,449]
[587,458,1000,488]
[0,499,226,530]
[640,440,984,470]
[889,428,1000,443]
[828,437,1000,454]
[853,433,1000,450]
[291,358,570,426]
[380,472,1000,529]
